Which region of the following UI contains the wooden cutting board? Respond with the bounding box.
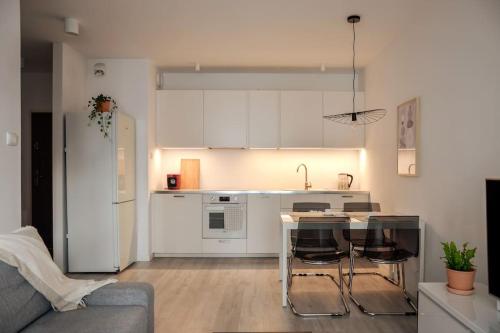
[180,159,200,189]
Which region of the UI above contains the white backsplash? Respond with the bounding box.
[157,149,362,190]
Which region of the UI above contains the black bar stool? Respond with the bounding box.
[287,202,350,317]
[342,202,398,283]
[345,215,419,316]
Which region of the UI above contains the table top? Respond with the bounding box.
[280,211,422,229]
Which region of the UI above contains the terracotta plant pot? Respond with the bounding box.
[447,268,475,292]
[98,100,111,113]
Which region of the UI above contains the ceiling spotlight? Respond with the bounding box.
[64,17,79,36]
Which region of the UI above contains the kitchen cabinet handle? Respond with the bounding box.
[173,195,185,198]
[218,239,230,244]
[341,195,354,198]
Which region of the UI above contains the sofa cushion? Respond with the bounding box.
[0,262,51,333]
[21,305,148,333]
[84,282,155,333]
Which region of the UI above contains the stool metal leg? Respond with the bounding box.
[348,243,354,292]
[344,260,400,287]
[401,263,418,313]
[287,254,295,289]
[287,260,350,317]
[347,259,418,316]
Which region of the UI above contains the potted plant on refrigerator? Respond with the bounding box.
[87,94,118,138]
[441,241,477,295]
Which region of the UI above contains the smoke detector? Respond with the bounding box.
[93,63,106,77]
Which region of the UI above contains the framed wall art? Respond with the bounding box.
[397,97,419,176]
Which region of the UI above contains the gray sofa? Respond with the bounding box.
[0,262,154,333]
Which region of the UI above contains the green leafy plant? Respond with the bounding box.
[87,94,118,138]
[441,241,476,272]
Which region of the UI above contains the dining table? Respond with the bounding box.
[278,211,426,307]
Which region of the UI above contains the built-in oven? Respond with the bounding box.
[202,194,247,239]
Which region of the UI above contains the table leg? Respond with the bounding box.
[281,226,288,307]
[279,223,283,281]
[419,223,425,282]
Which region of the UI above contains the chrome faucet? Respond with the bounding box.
[296,163,312,190]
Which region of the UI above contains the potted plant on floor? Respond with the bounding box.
[88,94,118,138]
[441,241,477,295]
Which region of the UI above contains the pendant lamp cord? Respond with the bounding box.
[352,20,356,115]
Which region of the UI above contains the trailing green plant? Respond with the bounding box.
[87,94,118,138]
[441,241,476,272]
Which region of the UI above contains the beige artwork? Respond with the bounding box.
[398,99,417,149]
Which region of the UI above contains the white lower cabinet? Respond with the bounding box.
[152,194,202,254]
[280,194,328,210]
[418,292,472,333]
[202,239,246,254]
[333,193,371,209]
[247,194,281,254]
[152,192,371,257]
[280,193,370,210]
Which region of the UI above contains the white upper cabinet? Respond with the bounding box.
[204,90,248,148]
[280,91,323,148]
[156,90,204,148]
[323,91,365,148]
[155,89,366,149]
[248,90,280,148]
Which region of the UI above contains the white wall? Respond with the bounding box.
[0,0,21,233]
[86,59,156,261]
[21,73,52,113]
[52,43,87,270]
[160,149,362,190]
[21,72,52,227]
[147,64,158,258]
[363,0,500,283]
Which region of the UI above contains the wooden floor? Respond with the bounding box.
[80,258,417,333]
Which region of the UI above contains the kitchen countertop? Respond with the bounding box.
[153,189,370,195]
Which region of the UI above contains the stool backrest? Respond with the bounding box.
[343,202,381,212]
[293,202,331,212]
[292,202,331,250]
[296,216,350,251]
[363,216,420,257]
[343,202,382,245]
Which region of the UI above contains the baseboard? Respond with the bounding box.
[153,253,279,258]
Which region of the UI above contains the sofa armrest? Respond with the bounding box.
[84,282,154,333]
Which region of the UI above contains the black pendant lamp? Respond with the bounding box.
[323,15,386,125]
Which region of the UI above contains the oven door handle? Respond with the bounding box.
[205,206,225,212]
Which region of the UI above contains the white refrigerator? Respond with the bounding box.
[65,111,136,272]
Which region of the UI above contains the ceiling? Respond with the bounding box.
[21,0,418,72]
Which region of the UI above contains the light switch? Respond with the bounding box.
[5,132,18,146]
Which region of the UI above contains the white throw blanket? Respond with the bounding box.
[0,226,116,311]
